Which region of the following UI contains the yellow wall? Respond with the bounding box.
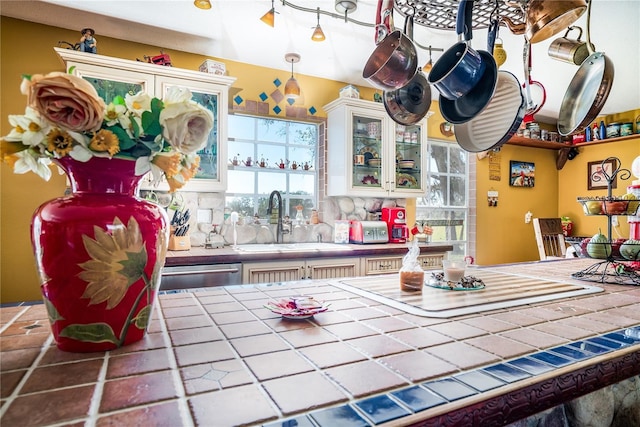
[1,17,639,303]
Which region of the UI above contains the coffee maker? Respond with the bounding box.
[381,207,409,243]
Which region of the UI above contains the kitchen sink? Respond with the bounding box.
[233,243,354,253]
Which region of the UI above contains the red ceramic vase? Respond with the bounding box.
[31,156,170,352]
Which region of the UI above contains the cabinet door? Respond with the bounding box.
[352,112,385,193]
[68,62,155,103]
[306,258,359,279]
[392,121,426,195]
[155,76,228,192]
[242,261,305,284]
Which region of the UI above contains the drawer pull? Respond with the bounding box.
[162,268,239,276]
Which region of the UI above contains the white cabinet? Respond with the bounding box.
[324,98,427,197]
[242,258,360,284]
[54,48,235,192]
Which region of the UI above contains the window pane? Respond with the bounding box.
[257,144,286,166]
[450,146,466,174]
[228,115,255,139]
[258,119,287,142]
[290,174,315,195]
[257,172,286,194]
[225,196,254,216]
[428,145,448,173]
[227,170,255,193]
[289,146,315,166]
[290,122,317,146]
[450,176,466,206]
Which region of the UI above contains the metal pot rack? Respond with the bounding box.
[394,0,527,31]
[571,157,639,286]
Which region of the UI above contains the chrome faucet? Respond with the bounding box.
[267,190,285,243]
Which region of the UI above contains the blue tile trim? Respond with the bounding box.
[0,300,43,308]
[309,325,640,427]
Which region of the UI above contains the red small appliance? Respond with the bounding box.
[381,207,409,243]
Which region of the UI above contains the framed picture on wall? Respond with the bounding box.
[509,161,535,187]
[587,159,617,190]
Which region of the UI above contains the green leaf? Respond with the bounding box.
[142,98,163,136]
[112,95,125,106]
[67,66,76,74]
[133,305,152,329]
[59,323,118,344]
[119,246,149,286]
[43,297,64,322]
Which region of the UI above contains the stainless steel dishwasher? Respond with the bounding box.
[160,263,242,290]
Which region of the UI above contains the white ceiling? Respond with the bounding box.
[2,0,639,124]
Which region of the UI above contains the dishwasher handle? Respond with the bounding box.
[162,267,240,276]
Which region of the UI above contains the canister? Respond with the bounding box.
[606,123,621,138]
[620,123,633,136]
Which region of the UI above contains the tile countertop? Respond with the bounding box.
[164,242,454,266]
[2,258,640,427]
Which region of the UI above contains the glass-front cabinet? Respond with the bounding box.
[54,47,235,192]
[324,98,426,197]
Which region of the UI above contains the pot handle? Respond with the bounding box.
[523,39,536,112]
[375,0,394,44]
[456,0,475,42]
[487,18,499,52]
[565,25,583,41]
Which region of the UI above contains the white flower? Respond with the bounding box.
[104,103,127,127]
[4,107,51,147]
[125,92,152,117]
[160,87,213,154]
[13,150,52,180]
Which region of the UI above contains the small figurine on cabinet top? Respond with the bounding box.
[79,28,97,54]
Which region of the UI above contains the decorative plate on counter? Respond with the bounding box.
[425,272,485,291]
[264,296,329,319]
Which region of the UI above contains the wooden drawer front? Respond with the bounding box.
[362,256,403,275]
[242,262,304,284]
[418,254,444,271]
[308,262,358,280]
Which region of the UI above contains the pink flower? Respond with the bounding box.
[22,72,105,132]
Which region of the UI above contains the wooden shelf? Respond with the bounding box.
[507,134,639,150]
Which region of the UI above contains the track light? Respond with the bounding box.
[261,0,276,27]
[284,53,301,101]
[311,7,326,41]
[335,0,357,21]
[193,0,211,10]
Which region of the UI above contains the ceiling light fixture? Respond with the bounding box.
[311,7,326,41]
[193,0,212,10]
[335,0,357,21]
[261,0,276,27]
[284,53,301,101]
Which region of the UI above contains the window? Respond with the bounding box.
[226,115,318,219]
[416,139,469,258]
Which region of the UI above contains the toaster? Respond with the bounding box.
[349,221,389,244]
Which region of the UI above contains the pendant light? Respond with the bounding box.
[311,7,326,41]
[193,0,211,9]
[261,0,276,27]
[284,53,301,101]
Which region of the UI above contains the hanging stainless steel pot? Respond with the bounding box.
[383,69,431,126]
[548,26,591,66]
[383,15,432,126]
[557,0,614,136]
[427,0,491,101]
[526,0,587,44]
[363,0,418,91]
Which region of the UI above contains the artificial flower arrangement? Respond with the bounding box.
[1,71,214,192]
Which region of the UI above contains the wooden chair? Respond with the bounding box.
[533,218,567,260]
